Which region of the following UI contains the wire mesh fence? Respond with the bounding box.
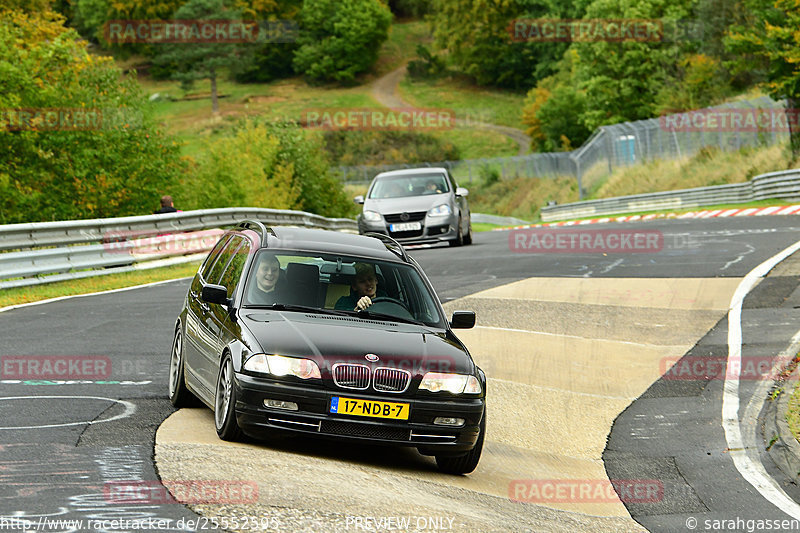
[333,96,789,199]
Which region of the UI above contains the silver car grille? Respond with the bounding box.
[332,364,370,390]
[331,364,411,393]
[373,367,411,393]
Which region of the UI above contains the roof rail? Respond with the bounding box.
[234,220,275,245]
[364,232,409,262]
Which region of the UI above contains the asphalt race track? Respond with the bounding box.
[3,215,800,532]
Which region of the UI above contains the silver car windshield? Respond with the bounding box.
[368,174,450,199]
[243,250,445,327]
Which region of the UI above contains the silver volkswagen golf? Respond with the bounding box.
[354,167,472,246]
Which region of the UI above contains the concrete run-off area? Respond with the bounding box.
[154,276,744,532]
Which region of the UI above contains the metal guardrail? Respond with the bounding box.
[0,207,357,251]
[0,208,358,289]
[333,97,787,201]
[539,169,800,221]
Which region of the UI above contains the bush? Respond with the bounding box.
[322,130,460,166]
[0,9,184,223]
[478,165,500,186]
[406,44,447,80]
[388,0,430,17]
[180,119,352,219]
[293,0,392,84]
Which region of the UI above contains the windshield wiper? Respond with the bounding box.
[245,303,350,316]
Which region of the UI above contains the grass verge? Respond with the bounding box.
[0,262,201,308]
[398,77,526,130]
[471,223,504,232]
[787,381,800,444]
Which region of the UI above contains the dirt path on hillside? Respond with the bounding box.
[370,65,531,156]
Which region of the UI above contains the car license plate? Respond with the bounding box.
[389,222,421,232]
[329,396,409,420]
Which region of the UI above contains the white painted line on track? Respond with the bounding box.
[0,396,136,430]
[722,238,800,519]
[0,276,194,315]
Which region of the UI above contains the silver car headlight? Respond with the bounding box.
[419,372,481,394]
[243,354,321,380]
[362,210,382,222]
[427,204,452,217]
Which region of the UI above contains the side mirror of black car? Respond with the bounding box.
[450,311,475,329]
[201,284,230,306]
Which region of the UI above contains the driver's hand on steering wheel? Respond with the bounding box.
[355,296,373,311]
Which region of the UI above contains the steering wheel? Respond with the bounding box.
[369,297,414,320]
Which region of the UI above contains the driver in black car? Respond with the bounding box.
[334,262,387,311]
[247,254,288,305]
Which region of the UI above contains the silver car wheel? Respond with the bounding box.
[215,357,233,430]
[168,330,182,398]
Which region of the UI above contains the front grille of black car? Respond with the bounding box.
[373,367,411,393]
[383,211,426,223]
[322,420,411,441]
[331,364,412,393]
[332,364,370,390]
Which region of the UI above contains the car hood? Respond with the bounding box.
[364,194,450,214]
[241,311,472,376]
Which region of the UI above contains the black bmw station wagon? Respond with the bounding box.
[169,221,486,474]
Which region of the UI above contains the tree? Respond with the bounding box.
[0,9,184,223]
[292,0,392,84]
[180,119,353,218]
[230,0,302,83]
[180,122,301,210]
[152,0,243,113]
[570,0,695,129]
[430,0,590,90]
[726,0,800,155]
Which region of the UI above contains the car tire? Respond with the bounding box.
[463,219,473,245]
[449,217,464,247]
[214,354,242,441]
[168,325,199,408]
[435,408,485,475]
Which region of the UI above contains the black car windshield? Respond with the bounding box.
[242,250,445,327]
[367,174,450,199]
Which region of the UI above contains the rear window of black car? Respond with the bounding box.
[242,250,445,327]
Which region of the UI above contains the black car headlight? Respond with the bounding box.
[419,372,481,394]
[243,354,321,380]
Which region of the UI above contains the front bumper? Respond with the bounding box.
[234,373,484,453]
[358,215,458,244]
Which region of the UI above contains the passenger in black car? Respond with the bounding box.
[334,262,386,311]
[247,254,288,304]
